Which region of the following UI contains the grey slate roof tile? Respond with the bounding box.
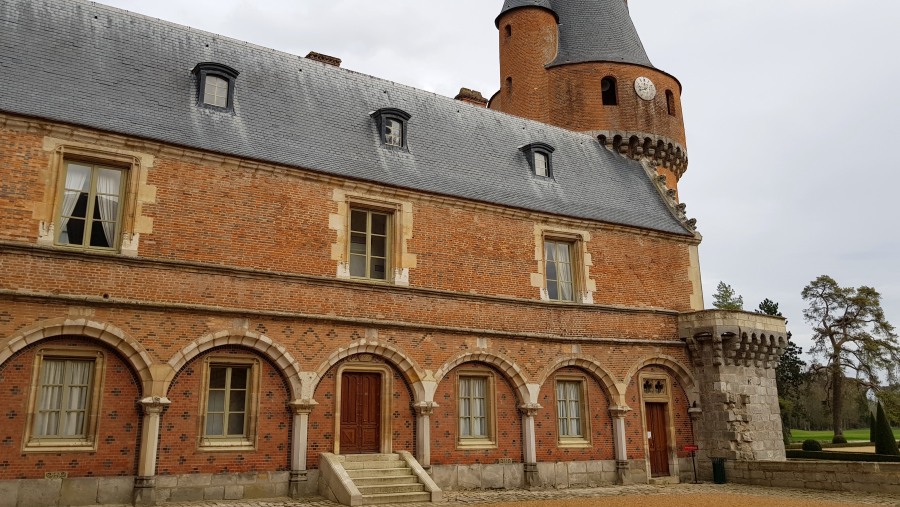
[0,0,690,236]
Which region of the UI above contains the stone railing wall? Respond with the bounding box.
[726,460,900,495]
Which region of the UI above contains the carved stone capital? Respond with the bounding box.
[138,396,171,415]
[518,403,542,417]
[289,399,318,415]
[608,405,632,419]
[412,401,439,416]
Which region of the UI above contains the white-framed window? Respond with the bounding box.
[56,161,126,250]
[199,357,260,449]
[556,380,583,437]
[457,372,496,447]
[24,349,106,452]
[203,75,229,108]
[349,208,391,281]
[544,239,575,301]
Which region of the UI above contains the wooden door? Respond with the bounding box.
[646,402,670,477]
[340,372,382,454]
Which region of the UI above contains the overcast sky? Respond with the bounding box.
[96,1,900,361]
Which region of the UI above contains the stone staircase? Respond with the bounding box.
[319,451,441,505]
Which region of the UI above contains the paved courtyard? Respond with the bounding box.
[151,483,898,507]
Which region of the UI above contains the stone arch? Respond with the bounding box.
[434,350,530,405]
[535,354,624,405]
[166,329,302,400]
[312,340,427,402]
[623,354,698,405]
[1,318,155,396]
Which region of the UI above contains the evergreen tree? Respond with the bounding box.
[870,410,876,443]
[712,281,744,310]
[874,402,899,455]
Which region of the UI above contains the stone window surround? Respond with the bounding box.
[330,189,416,286]
[197,354,261,452]
[530,225,596,304]
[554,374,592,448]
[455,368,498,449]
[332,359,394,455]
[36,137,156,257]
[22,347,107,453]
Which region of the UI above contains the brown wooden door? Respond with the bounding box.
[646,402,670,477]
[340,372,381,454]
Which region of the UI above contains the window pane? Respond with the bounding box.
[207,390,225,412]
[560,281,574,301]
[534,152,548,177]
[384,119,402,146]
[546,261,557,281]
[547,281,558,300]
[557,243,571,263]
[227,413,245,435]
[206,413,224,436]
[349,254,366,277]
[370,235,386,257]
[371,213,388,235]
[370,257,386,280]
[350,210,367,232]
[545,242,556,262]
[64,164,92,191]
[210,367,227,389]
[230,368,248,389]
[350,233,367,255]
[229,390,246,412]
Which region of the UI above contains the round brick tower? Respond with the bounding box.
[491,0,688,194]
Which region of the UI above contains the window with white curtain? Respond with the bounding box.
[458,375,493,444]
[57,161,125,250]
[556,380,584,438]
[544,239,575,302]
[33,358,93,438]
[200,358,260,449]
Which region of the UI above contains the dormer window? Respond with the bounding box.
[193,62,239,112]
[521,142,555,179]
[371,108,411,150]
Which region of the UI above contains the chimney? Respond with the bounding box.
[454,88,488,108]
[305,51,342,67]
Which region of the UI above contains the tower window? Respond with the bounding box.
[504,24,512,38]
[666,90,676,116]
[506,77,513,96]
[601,77,618,106]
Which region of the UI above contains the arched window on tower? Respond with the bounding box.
[666,90,676,116]
[506,77,513,96]
[601,77,618,106]
[504,24,512,38]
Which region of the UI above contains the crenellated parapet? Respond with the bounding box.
[678,311,787,368]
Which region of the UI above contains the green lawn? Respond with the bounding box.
[789,428,900,443]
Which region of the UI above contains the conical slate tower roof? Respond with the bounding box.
[498,0,655,69]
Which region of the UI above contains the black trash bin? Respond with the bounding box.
[711,457,727,484]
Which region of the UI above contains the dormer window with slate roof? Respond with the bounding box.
[193,62,239,112]
[521,142,555,179]
[371,108,411,150]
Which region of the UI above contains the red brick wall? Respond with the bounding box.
[157,346,292,475]
[534,366,615,462]
[0,337,142,479]
[431,363,523,465]
[307,357,416,469]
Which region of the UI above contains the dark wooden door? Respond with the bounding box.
[340,372,381,454]
[646,402,670,477]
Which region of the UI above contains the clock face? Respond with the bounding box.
[634,76,657,101]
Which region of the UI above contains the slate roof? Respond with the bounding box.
[0,0,690,236]
[498,0,655,69]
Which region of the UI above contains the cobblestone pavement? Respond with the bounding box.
[153,483,899,507]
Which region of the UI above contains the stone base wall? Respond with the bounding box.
[726,460,900,495]
[431,460,651,490]
[0,476,134,507]
[154,471,292,503]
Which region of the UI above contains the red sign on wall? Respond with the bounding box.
[684,445,699,452]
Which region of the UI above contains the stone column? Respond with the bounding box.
[519,403,541,488]
[609,405,631,485]
[288,399,318,498]
[134,396,171,506]
[412,401,438,467]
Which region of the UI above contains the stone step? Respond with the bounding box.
[343,453,400,462]
[353,476,420,487]
[361,491,432,505]
[346,467,414,478]
[357,483,426,495]
[343,459,407,470]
